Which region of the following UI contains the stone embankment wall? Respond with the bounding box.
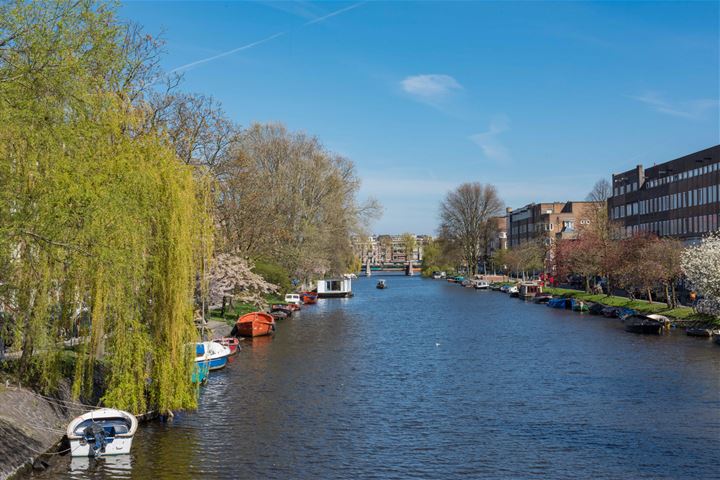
[0,384,79,480]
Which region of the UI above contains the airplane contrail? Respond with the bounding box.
[302,2,365,26]
[170,32,286,73]
[170,2,364,74]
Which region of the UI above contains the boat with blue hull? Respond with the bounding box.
[196,341,231,371]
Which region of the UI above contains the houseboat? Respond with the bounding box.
[519,282,542,298]
[66,409,138,457]
[234,311,276,337]
[317,278,353,298]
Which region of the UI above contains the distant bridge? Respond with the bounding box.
[361,262,420,274]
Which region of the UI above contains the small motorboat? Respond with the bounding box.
[508,285,519,297]
[300,292,318,304]
[66,409,138,457]
[214,337,241,355]
[269,308,291,320]
[572,301,589,312]
[234,311,276,337]
[601,306,619,318]
[376,280,387,289]
[686,327,720,337]
[196,341,231,370]
[616,307,637,320]
[588,303,605,315]
[272,303,300,312]
[284,293,302,305]
[533,292,553,303]
[624,314,663,334]
[547,298,564,309]
[547,297,574,309]
[474,280,489,290]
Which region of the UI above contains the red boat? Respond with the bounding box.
[300,292,318,305]
[234,312,276,338]
[213,337,241,354]
[272,303,300,312]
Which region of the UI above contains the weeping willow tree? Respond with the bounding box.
[0,1,213,413]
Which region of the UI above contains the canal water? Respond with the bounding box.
[33,275,720,479]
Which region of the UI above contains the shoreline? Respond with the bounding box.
[0,320,231,480]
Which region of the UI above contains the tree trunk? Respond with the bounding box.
[671,283,677,308]
[220,296,227,318]
[585,276,590,294]
[664,283,672,308]
[647,288,653,303]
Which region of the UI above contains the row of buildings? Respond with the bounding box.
[354,145,719,268]
[496,144,719,254]
[353,234,430,266]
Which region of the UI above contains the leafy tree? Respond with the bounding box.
[252,261,291,294]
[217,123,381,281]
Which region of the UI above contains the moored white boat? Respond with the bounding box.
[284,293,301,305]
[473,280,489,289]
[66,408,138,457]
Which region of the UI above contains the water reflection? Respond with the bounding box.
[68,456,131,479]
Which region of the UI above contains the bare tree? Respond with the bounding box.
[586,178,612,202]
[439,183,504,275]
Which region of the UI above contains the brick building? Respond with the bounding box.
[507,201,600,248]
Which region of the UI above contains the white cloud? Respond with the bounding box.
[630,92,718,119]
[400,74,462,101]
[469,115,511,163]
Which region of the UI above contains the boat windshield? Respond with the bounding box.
[73,417,131,436]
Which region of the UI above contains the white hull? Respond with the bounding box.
[69,436,134,457]
[66,408,138,457]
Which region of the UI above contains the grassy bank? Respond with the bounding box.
[208,294,286,326]
[543,287,718,325]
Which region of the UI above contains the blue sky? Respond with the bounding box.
[121,1,719,234]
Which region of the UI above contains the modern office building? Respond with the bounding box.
[607,145,720,243]
[507,201,601,248]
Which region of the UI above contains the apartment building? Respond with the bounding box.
[488,215,508,254]
[607,145,719,243]
[507,202,600,248]
[352,234,428,264]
